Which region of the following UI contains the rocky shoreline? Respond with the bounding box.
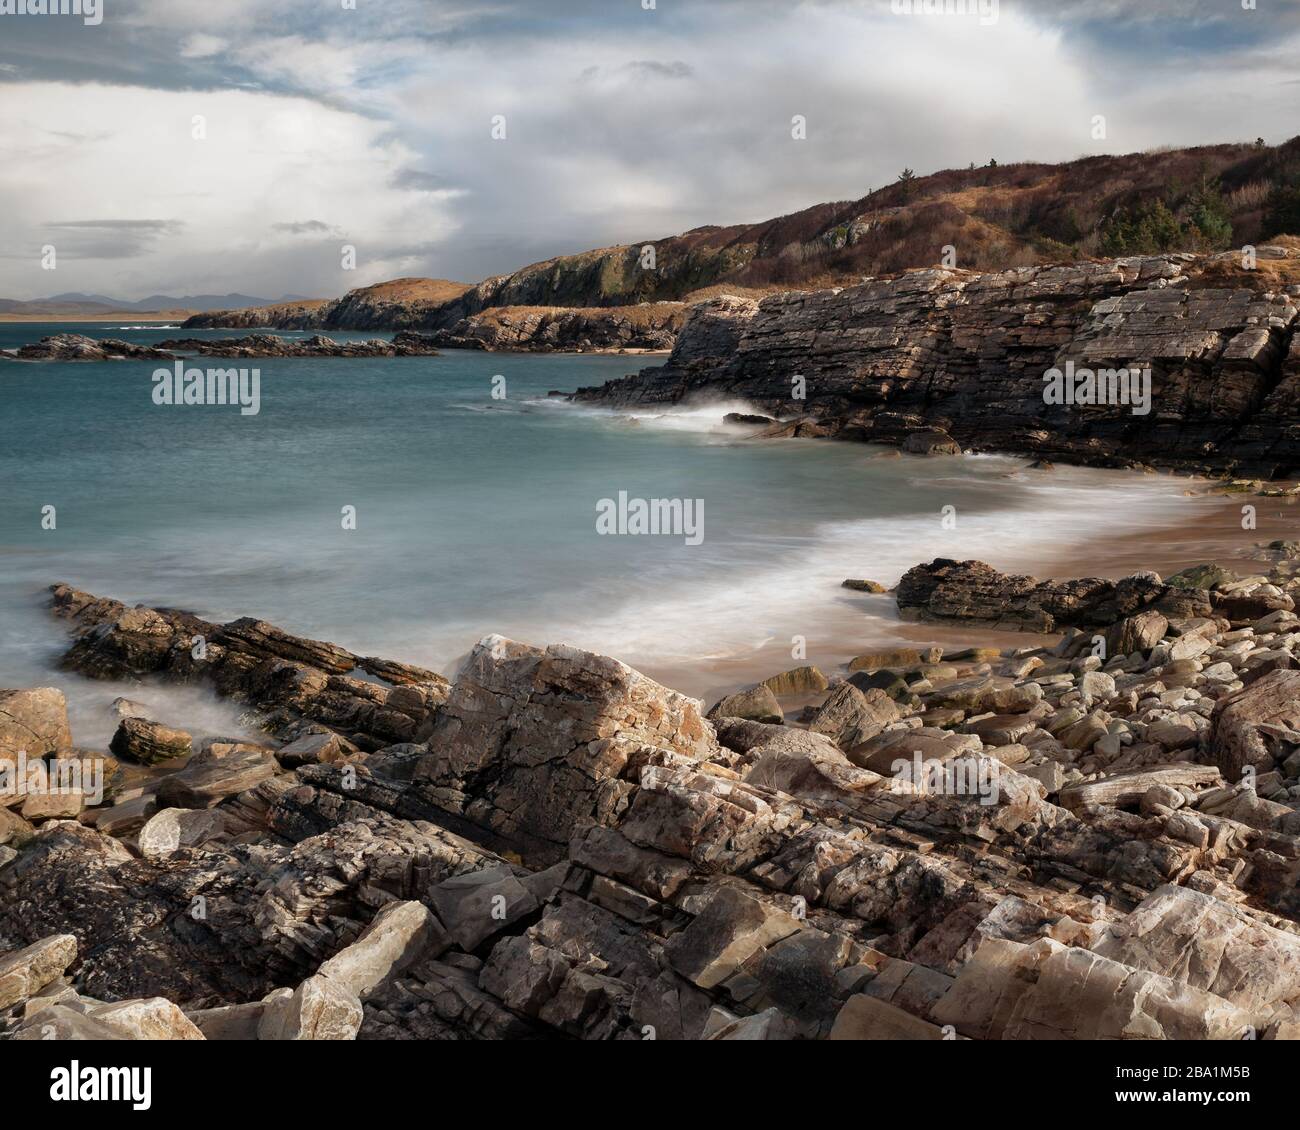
[6,548,1300,1041]
[1,332,443,362]
[571,249,1300,479]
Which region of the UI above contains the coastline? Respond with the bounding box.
[643,483,1297,706]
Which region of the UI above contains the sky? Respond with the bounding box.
[0,0,1297,301]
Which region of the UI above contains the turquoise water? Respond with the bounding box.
[0,321,1201,744]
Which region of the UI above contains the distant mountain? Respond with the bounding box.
[0,291,322,319]
[45,291,312,312]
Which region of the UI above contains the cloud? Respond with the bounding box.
[179,33,228,59]
[0,0,1298,295]
[271,220,335,235]
[0,82,460,297]
[38,219,185,260]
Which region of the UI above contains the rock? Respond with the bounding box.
[1106,610,1168,656]
[1166,564,1234,591]
[902,429,960,456]
[93,794,158,837]
[571,253,1300,478]
[897,559,1171,632]
[317,900,438,999]
[1211,669,1300,777]
[5,333,174,362]
[138,808,227,859]
[22,577,1300,1044]
[0,934,78,1009]
[11,1004,125,1040]
[744,729,884,801]
[707,685,783,725]
[759,665,829,695]
[829,994,948,1039]
[156,747,278,808]
[0,687,72,760]
[274,731,360,769]
[704,1006,802,1040]
[0,807,34,846]
[150,332,442,358]
[20,792,85,822]
[427,865,539,951]
[1058,765,1221,811]
[88,997,206,1040]
[932,937,1254,1040]
[110,697,151,720]
[808,683,899,749]
[929,675,1043,714]
[1095,886,1300,1014]
[665,887,801,990]
[413,635,716,863]
[841,579,887,593]
[848,646,940,671]
[186,1001,266,1040]
[109,717,192,766]
[257,974,364,1041]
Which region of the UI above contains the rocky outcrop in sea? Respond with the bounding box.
[425,303,685,352]
[5,555,1300,1041]
[2,332,442,361]
[573,249,1300,478]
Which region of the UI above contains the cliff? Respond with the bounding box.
[573,248,1300,479]
[188,137,1300,338]
[427,302,686,352]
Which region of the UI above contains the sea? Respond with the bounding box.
[0,321,1214,747]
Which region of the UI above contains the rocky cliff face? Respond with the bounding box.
[574,250,1300,478]
[184,279,686,351]
[427,303,685,352]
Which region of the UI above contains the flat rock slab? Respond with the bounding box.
[1058,764,1222,811]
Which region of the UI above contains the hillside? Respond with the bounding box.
[186,136,1300,333]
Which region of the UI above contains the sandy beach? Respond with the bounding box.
[648,481,1300,706]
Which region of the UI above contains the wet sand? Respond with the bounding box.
[644,478,1300,707]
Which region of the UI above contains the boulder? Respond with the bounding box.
[0,934,78,1010]
[902,429,960,455]
[138,808,228,859]
[413,635,717,862]
[808,683,899,749]
[257,975,363,1041]
[707,685,783,725]
[841,579,887,593]
[1210,669,1300,777]
[829,994,948,1040]
[109,717,192,766]
[317,900,439,999]
[88,997,206,1040]
[156,747,278,808]
[760,665,829,696]
[0,687,72,759]
[1096,885,1300,1013]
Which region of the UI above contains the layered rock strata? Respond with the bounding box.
[5,570,1300,1040]
[573,252,1300,477]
